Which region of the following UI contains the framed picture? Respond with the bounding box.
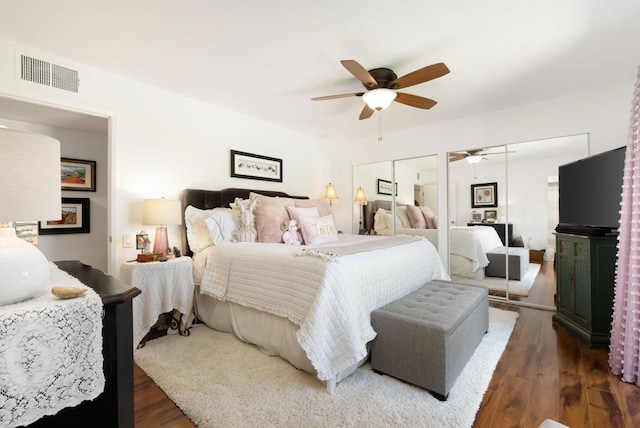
[39,197,90,235]
[377,179,397,196]
[230,150,283,182]
[484,209,497,222]
[61,158,96,191]
[471,182,498,208]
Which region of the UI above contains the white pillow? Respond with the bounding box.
[204,208,239,245]
[184,206,215,253]
[299,215,340,245]
[395,206,412,228]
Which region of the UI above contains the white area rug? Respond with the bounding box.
[135,307,518,428]
[452,263,541,296]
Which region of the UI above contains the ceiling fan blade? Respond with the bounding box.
[311,92,364,101]
[394,92,438,109]
[359,105,375,120]
[341,60,378,89]
[449,153,467,162]
[390,62,450,89]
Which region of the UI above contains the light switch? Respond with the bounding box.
[123,234,134,248]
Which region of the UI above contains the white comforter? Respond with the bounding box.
[199,234,448,383]
[450,226,503,272]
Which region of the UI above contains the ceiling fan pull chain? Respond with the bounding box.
[378,114,383,142]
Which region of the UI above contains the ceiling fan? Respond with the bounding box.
[311,59,450,120]
[449,148,515,164]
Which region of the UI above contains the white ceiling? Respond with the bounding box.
[1,1,639,140]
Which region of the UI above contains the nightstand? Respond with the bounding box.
[120,256,194,350]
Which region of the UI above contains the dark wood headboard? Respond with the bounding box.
[179,188,308,257]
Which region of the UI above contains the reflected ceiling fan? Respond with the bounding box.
[311,59,450,120]
[449,148,515,164]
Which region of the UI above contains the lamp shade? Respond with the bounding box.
[143,199,182,226]
[324,183,339,204]
[362,88,397,111]
[354,187,368,205]
[0,128,61,306]
[0,128,61,221]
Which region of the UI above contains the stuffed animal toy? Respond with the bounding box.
[281,219,301,245]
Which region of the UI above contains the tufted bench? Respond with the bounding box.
[370,280,488,400]
[486,246,529,280]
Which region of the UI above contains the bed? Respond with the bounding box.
[179,188,449,392]
[363,200,503,280]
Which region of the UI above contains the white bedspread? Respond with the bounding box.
[199,234,448,383]
[449,226,503,272]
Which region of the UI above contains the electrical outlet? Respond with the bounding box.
[123,234,134,248]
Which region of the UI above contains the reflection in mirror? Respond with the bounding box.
[352,156,438,251]
[389,156,439,249]
[352,161,392,235]
[447,134,589,309]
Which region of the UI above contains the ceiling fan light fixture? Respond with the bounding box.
[466,155,483,164]
[362,88,397,111]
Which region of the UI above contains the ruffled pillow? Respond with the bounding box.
[250,192,296,243]
[406,205,427,229]
[232,197,258,242]
[299,215,340,245]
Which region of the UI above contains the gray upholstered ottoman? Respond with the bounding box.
[370,280,488,400]
[486,246,529,280]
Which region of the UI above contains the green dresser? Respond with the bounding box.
[553,232,618,347]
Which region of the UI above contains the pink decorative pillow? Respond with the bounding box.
[406,205,427,229]
[294,198,332,217]
[420,206,437,229]
[286,206,319,245]
[299,215,340,245]
[250,192,295,243]
[286,206,320,223]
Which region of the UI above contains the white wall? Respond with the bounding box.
[332,82,634,265]
[0,40,334,275]
[0,117,109,271]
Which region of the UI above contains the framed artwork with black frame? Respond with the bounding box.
[230,150,283,182]
[60,158,96,191]
[39,197,90,234]
[471,182,498,208]
[377,179,397,196]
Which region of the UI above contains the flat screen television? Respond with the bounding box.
[558,146,625,235]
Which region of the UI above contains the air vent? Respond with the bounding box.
[20,54,79,93]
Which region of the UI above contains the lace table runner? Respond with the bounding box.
[0,263,105,428]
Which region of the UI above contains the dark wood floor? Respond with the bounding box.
[134,262,640,427]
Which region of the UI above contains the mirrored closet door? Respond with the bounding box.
[447,134,589,308]
[352,155,438,250]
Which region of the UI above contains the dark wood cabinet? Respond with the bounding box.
[30,261,141,428]
[552,233,617,347]
[467,222,514,246]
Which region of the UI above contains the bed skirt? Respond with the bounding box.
[193,285,365,392]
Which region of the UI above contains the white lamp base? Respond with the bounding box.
[0,227,50,306]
